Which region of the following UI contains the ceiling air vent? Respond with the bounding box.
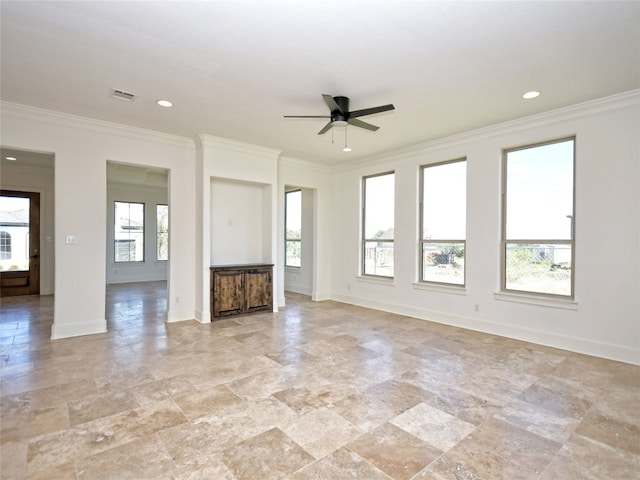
[111,88,136,102]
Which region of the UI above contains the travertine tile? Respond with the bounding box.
[67,390,139,426]
[184,396,299,454]
[1,285,638,480]
[444,418,562,476]
[282,406,364,459]
[518,382,592,419]
[272,386,329,414]
[333,380,433,431]
[422,386,502,426]
[26,462,77,480]
[26,400,187,474]
[1,405,69,444]
[159,456,237,480]
[494,398,581,443]
[94,367,156,394]
[390,402,476,450]
[289,448,392,479]
[538,433,640,480]
[77,435,175,479]
[1,379,97,414]
[173,384,243,421]
[130,375,195,404]
[575,410,640,455]
[219,427,314,480]
[346,422,442,480]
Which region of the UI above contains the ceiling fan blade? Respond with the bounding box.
[322,94,343,114]
[349,104,395,118]
[317,122,333,135]
[283,115,330,118]
[348,118,379,131]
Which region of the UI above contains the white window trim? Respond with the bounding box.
[494,291,578,310]
[413,282,467,296]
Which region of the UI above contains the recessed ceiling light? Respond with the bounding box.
[157,100,173,107]
[522,91,541,99]
[5,156,17,161]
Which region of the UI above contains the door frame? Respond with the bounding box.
[0,190,40,296]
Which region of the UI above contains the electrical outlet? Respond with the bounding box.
[474,304,480,312]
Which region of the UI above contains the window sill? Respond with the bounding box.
[357,275,395,287]
[494,291,578,310]
[413,282,467,296]
[285,266,302,272]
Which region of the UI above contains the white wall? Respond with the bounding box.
[1,103,196,337]
[0,159,55,294]
[329,91,640,365]
[210,178,265,264]
[106,181,168,284]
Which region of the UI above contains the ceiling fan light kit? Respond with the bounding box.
[284,94,395,150]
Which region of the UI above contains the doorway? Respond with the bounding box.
[106,162,169,321]
[0,190,40,296]
[284,186,315,297]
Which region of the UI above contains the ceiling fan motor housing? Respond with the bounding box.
[331,96,349,125]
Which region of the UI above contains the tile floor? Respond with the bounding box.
[1,281,639,479]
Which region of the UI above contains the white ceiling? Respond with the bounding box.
[1,1,638,165]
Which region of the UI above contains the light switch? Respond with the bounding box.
[65,235,77,245]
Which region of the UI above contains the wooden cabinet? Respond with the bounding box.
[210,264,273,319]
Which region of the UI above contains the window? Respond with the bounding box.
[502,138,575,297]
[0,232,10,260]
[362,171,395,277]
[285,190,302,267]
[114,201,144,262]
[156,204,169,261]
[420,159,466,285]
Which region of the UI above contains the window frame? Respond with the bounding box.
[419,158,467,287]
[0,231,11,260]
[285,189,302,268]
[114,201,145,263]
[361,171,395,278]
[501,136,576,299]
[156,204,169,262]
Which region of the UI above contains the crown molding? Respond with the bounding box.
[331,89,640,173]
[279,155,332,175]
[196,133,281,159]
[1,102,194,148]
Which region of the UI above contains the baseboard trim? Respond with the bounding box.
[167,308,196,323]
[330,293,639,366]
[51,319,107,340]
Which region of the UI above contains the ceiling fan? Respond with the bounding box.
[284,94,395,135]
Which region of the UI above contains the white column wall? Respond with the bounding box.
[1,103,196,337]
[194,135,280,323]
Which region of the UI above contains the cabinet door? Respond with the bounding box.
[245,269,272,312]
[213,270,244,316]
